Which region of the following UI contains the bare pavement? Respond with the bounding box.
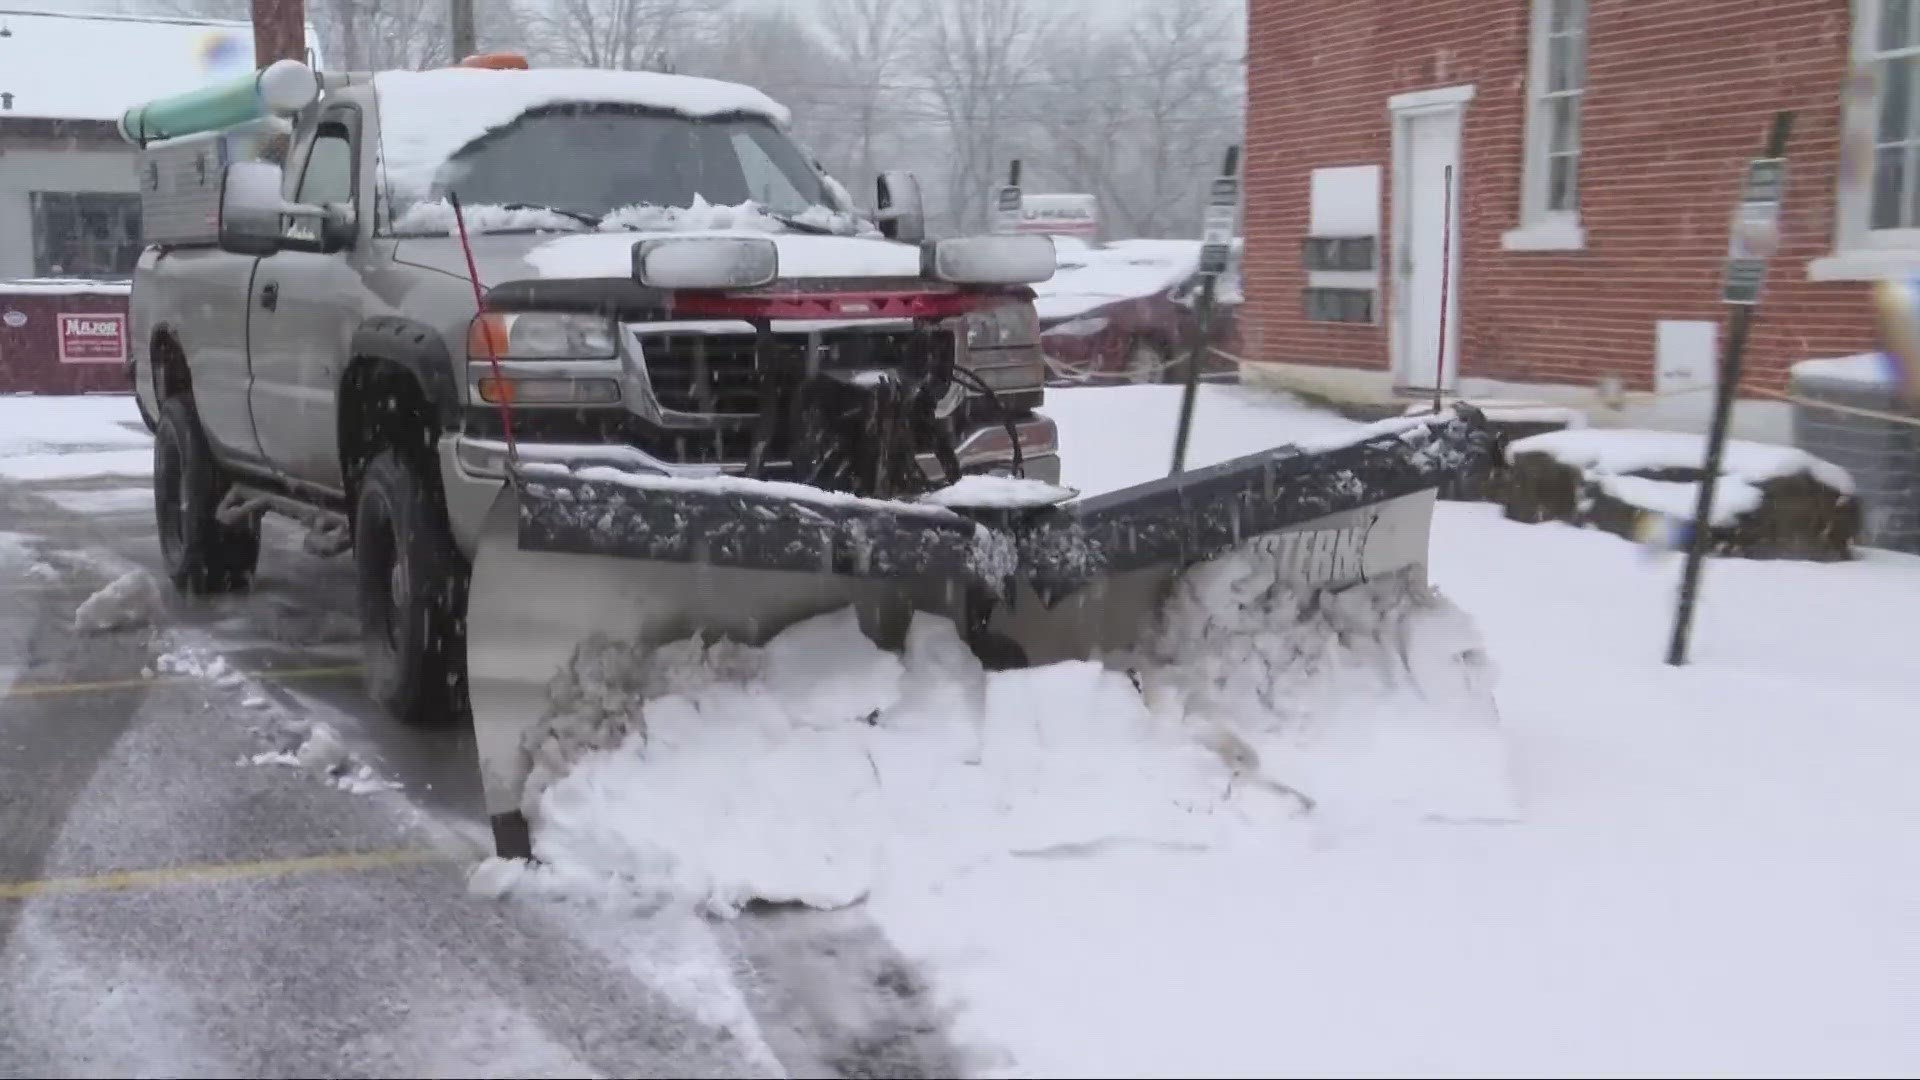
[0,441,970,1077]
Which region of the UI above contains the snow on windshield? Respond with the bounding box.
[390,194,870,238]
[371,67,797,220]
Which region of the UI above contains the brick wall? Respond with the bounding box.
[1244,0,1876,396]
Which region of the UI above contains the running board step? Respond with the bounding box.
[216,485,353,558]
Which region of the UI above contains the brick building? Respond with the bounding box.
[1241,0,1910,437]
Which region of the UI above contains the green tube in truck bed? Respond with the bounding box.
[118,59,318,146]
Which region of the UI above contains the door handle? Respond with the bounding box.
[259,282,279,311]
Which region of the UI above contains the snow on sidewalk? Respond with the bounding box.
[871,506,1920,1078]
[1043,383,1365,496]
[0,394,152,481]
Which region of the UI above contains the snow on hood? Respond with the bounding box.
[372,68,790,205]
[1033,243,1201,321]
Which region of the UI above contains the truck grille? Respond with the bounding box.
[635,328,959,416]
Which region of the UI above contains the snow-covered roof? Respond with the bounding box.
[0,7,323,122]
[372,67,792,204]
[0,277,132,296]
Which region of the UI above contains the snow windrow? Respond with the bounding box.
[474,558,1513,914]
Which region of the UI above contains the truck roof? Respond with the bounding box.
[371,66,791,204]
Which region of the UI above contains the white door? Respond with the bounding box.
[1398,109,1463,391]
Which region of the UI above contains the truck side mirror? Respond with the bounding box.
[875,171,925,245]
[217,160,351,257]
[217,161,288,257]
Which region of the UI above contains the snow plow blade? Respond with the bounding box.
[465,408,1500,858]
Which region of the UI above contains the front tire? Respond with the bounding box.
[354,448,467,727]
[133,388,158,434]
[154,395,260,594]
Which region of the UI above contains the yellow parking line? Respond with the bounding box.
[5,664,364,700]
[0,848,460,901]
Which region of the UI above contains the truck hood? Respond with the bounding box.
[393,229,924,289]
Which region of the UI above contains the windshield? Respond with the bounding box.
[387,104,836,232]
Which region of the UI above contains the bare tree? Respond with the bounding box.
[817,0,912,205]
[672,6,857,179]
[518,0,727,71]
[1025,0,1243,239]
[319,0,452,70]
[128,0,250,17]
[1021,34,1134,231]
[1115,0,1244,237]
[915,0,1050,234]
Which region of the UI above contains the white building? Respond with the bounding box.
[0,7,321,280]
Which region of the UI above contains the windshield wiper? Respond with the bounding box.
[763,210,839,236]
[502,203,603,229]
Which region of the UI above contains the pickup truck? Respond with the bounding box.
[129,60,1059,727]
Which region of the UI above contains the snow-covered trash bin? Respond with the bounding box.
[1790,354,1920,555]
[1501,429,1858,560]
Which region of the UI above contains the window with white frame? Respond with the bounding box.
[1818,0,1920,277]
[1505,0,1588,250]
[1868,1,1920,233]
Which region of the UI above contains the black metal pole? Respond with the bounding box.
[1172,145,1241,477]
[1170,278,1215,477]
[1433,164,1453,416]
[1666,110,1793,666]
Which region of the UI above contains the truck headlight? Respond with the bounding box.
[469,312,617,359]
[964,353,1044,393]
[964,302,1040,350]
[1043,316,1109,338]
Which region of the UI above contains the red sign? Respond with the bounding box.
[57,312,127,365]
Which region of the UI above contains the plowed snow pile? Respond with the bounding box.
[472,555,1512,916]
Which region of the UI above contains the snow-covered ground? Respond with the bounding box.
[471,383,1920,1077]
[1044,383,1364,496]
[866,500,1920,1078]
[13,388,1915,1075]
[0,394,151,482]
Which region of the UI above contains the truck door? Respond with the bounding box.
[247,104,365,494]
[158,246,269,466]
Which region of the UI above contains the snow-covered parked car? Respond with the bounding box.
[1034,237,1243,385]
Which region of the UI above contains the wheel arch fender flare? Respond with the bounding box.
[346,316,463,430]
